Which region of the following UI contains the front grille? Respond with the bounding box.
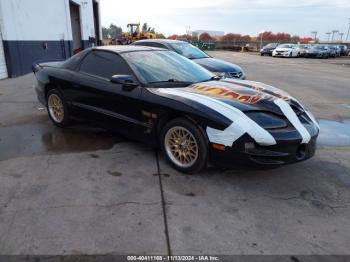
[228,71,243,78]
[290,104,304,116]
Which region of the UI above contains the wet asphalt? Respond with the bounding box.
[0,53,350,255]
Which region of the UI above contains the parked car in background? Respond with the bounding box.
[272,44,300,57]
[338,44,348,56]
[32,46,319,173]
[298,44,311,57]
[304,45,329,58]
[132,39,246,79]
[327,45,339,57]
[260,43,279,56]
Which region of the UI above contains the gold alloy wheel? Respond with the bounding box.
[48,94,64,123]
[164,126,198,168]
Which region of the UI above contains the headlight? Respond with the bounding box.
[213,72,227,78]
[245,111,287,129]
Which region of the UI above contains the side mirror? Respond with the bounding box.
[110,75,139,90]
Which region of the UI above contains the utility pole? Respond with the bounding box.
[311,31,317,41]
[346,18,350,42]
[260,31,264,49]
[331,30,338,43]
[326,32,331,43]
[339,32,344,43]
[186,26,191,36]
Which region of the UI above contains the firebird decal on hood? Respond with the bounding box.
[223,78,292,101]
[191,84,271,105]
[187,80,292,107]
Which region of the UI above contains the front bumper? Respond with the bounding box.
[34,83,47,106]
[273,52,291,57]
[209,123,319,167]
[304,53,322,58]
[261,50,273,55]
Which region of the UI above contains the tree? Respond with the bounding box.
[300,37,314,43]
[102,24,122,39]
[102,27,109,39]
[241,35,251,42]
[156,33,166,39]
[142,23,148,33]
[291,35,300,43]
[275,32,291,42]
[167,34,178,40]
[199,32,213,42]
[220,33,241,43]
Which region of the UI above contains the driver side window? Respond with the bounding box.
[79,51,133,79]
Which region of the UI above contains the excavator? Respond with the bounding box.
[118,23,156,45]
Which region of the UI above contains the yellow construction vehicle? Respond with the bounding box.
[118,23,156,45]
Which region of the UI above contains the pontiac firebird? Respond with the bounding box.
[33,46,319,173]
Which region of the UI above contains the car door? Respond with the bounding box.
[68,50,146,137]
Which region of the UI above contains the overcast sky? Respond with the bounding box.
[100,0,350,40]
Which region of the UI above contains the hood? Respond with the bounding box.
[193,57,242,73]
[150,79,296,116]
[275,47,292,52]
[262,47,276,51]
[307,48,322,53]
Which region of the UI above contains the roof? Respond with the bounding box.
[133,39,186,44]
[94,45,165,53]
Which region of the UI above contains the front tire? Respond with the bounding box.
[46,89,70,127]
[160,118,207,174]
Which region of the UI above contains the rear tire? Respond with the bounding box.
[160,118,207,174]
[46,89,70,128]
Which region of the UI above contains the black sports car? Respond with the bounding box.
[33,46,319,173]
[132,39,245,79]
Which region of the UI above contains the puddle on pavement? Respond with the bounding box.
[0,117,124,161]
[317,119,350,146]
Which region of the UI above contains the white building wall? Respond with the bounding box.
[0,0,96,42]
[0,27,8,79]
[70,0,96,41]
[0,0,100,77]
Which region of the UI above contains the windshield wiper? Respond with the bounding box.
[192,76,220,84]
[148,79,193,85]
[187,56,208,60]
[199,76,221,83]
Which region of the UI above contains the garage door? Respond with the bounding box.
[0,28,8,79]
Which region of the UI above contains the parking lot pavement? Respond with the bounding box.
[0,52,350,255]
[158,148,350,254]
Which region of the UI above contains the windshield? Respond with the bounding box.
[278,44,293,48]
[122,50,214,84]
[169,42,209,59]
[265,43,278,48]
